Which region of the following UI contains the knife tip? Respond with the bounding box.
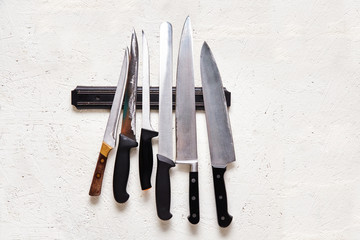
[161,21,172,29]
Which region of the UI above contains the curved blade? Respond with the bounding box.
[175,16,197,164]
[103,49,129,148]
[121,30,139,141]
[200,42,235,168]
[142,31,153,131]
[158,22,173,160]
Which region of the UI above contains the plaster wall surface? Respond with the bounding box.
[1,1,360,239]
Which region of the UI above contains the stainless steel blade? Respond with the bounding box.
[200,42,235,168]
[175,17,198,168]
[141,31,153,131]
[103,49,129,148]
[158,22,173,160]
[121,30,138,141]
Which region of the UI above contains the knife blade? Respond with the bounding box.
[200,42,236,228]
[155,22,175,220]
[113,30,139,203]
[175,16,199,224]
[89,48,129,196]
[139,31,158,191]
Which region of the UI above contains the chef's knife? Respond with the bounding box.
[200,42,236,228]
[175,16,199,224]
[113,30,139,203]
[89,49,129,196]
[155,22,175,220]
[139,31,158,190]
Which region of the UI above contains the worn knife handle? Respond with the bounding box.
[113,134,138,203]
[188,172,200,224]
[139,128,158,190]
[155,154,175,220]
[89,142,112,196]
[212,166,233,228]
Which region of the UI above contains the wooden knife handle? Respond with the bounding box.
[89,142,112,196]
[139,128,158,190]
[212,166,233,228]
[113,134,138,203]
[188,171,200,224]
[155,154,175,220]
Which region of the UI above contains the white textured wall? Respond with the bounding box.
[1,0,360,239]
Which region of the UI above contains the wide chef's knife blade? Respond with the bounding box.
[175,16,199,224]
[200,42,236,228]
[155,22,175,220]
[113,30,139,203]
[139,31,158,191]
[89,49,129,196]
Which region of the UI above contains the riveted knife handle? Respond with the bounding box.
[113,134,138,203]
[139,128,158,190]
[155,154,175,220]
[212,166,233,228]
[188,172,200,224]
[89,142,112,196]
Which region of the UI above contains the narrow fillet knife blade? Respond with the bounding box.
[155,22,175,220]
[200,42,236,228]
[89,49,129,196]
[113,30,139,203]
[175,16,199,224]
[139,31,158,190]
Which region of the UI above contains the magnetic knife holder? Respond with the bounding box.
[71,86,231,110]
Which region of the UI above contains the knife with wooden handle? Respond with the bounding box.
[155,22,175,220]
[200,42,236,228]
[175,16,199,224]
[139,31,158,190]
[89,49,129,196]
[113,30,139,203]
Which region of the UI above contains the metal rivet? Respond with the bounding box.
[100,159,105,163]
[217,174,221,179]
[219,195,223,200]
[221,216,225,220]
[191,196,196,201]
[96,173,101,178]
[191,178,196,183]
[192,213,197,218]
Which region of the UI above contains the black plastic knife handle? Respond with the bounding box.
[212,166,233,228]
[155,154,175,220]
[113,134,138,203]
[139,128,158,190]
[188,172,200,224]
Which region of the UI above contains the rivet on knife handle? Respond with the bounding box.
[139,128,158,190]
[155,154,175,220]
[212,166,232,228]
[113,134,138,203]
[89,142,112,196]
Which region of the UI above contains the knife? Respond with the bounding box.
[155,22,175,220]
[139,31,158,190]
[89,48,129,196]
[200,42,236,228]
[175,16,199,224]
[113,30,139,203]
